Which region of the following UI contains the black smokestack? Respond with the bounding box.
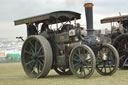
[84,2,94,36]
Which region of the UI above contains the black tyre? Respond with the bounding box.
[69,45,96,78]
[96,43,119,75]
[21,35,53,78]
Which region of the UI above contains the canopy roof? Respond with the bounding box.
[14,11,81,25]
[101,15,128,24]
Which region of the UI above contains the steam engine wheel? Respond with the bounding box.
[113,34,128,69]
[96,44,119,75]
[69,45,96,78]
[21,35,53,78]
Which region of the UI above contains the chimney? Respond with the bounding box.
[84,0,94,36]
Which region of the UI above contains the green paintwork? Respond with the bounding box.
[55,32,69,43]
[56,55,66,66]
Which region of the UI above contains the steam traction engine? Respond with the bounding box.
[101,14,128,69]
[14,1,119,78]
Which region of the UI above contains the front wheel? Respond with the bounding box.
[69,45,96,78]
[96,43,119,75]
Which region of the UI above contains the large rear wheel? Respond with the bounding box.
[21,35,53,78]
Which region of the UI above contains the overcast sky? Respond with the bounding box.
[0,0,128,40]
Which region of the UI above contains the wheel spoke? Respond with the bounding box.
[34,63,39,74]
[74,62,80,67]
[31,62,36,68]
[73,57,80,62]
[80,67,86,77]
[25,60,35,66]
[74,53,79,58]
[84,64,90,71]
[38,55,45,58]
[85,57,91,61]
[35,41,38,53]
[77,48,81,55]
[104,62,107,73]
[36,62,40,73]
[107,61,112,72]
[73,62,81,71]
[37,47,42,55]
[100,66,104,71]
[107,55,114,67]
[30,69,34,74]
[38,60,44,66]
[83,69,86,76]
[29,41,35,50]
[30,47,35,57]
[24,50,32,55]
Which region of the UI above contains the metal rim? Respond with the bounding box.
[21,35,53,78]
[69,45,96,78]
[113,34,128,69]
[96,43,119,75]
[54,66,72,75]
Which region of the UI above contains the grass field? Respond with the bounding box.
[0,63,128,85]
